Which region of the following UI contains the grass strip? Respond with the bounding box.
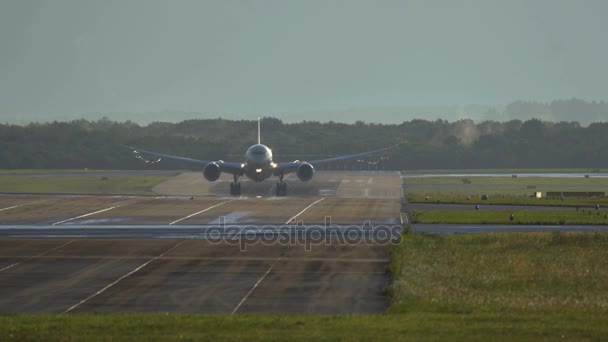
[1,311,607,341]
[410,209,608,224]
[406,193,608,207]
[0,176,168,195]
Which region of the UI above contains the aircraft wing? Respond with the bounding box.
[307,146,391,165]
[126,146,244,175]
[275,143,399,172]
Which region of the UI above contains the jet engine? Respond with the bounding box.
[202,162,221,181]
[296,162,315,181]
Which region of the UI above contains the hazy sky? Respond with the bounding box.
[1,0,607,121]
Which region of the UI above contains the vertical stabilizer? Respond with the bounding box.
[257,117,261,144]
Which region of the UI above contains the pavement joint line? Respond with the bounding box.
[0,200,50,212]
[63,240,186,314]
[285,198,326,224]
[169,199,236,225]
[232,257,281,315]
[0,239,74,273]
[52,206,119,225]
[0,255,391,263]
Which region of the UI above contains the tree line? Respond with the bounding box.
[0,117,607,170]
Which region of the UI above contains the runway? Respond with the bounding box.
[4,170,600,315]
[0,238,389,314]
[0,171,401,314]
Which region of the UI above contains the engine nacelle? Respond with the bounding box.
[202,162,221,181]
[296,162,315,182]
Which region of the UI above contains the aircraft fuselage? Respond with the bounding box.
[243,144,276,182]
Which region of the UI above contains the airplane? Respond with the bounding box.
[127,118,397,196]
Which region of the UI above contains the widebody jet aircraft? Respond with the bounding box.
[129,119,395,196]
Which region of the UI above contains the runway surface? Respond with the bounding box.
[0,171,401,314]
[4,169,602,315]
[0,238,389,314]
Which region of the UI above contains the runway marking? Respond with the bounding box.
[52,206,119,225]
[0,200,50,212]
[0,240,74,273]
[285,198,326,224]
[400,212,409,224]
[169,199,235,225]
[63,240,185,313]
[367,177,373,184]
[232,258,280,315]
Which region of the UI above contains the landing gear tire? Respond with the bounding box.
[230,182,242,196]
[276,182,287,196]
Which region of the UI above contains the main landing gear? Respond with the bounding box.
[230,175,241,196]
[275,174,287,196]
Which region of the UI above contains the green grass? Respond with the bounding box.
[0,176,168,195]
[0,169,127,174]
[404,176,608,195]
[402,168,608,174]
[1,312,607,341]
[404,175,608,208]
[387,232,608,338]
[406,192,608,207]
[410,209,608,224]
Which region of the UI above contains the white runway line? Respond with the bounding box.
[52,206,118,226]
[285,198,326,224]
[400,212,409,225]
[0,240,74,273]
[63,240,185,314]
[0,200,49,212]
[232,258,280,315]
[169,199,235,225]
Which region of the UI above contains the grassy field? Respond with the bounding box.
[410,209,608,224]
[0,169,128,174]
[404,175,608,208]
[406,192,608,207]
[404,176,608,195]
[0,176,168,195]
[387,232,608,338]
[3,232,608,340]
[403,168,608,174]
[2,311,607,341]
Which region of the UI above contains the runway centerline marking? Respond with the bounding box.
[169,199,235,225]
[232,257,281,315]
[52,206,119,225]
[63,240,185,313]
[0,240,74,273]
[285,198,326,224]
[0,200,50,212]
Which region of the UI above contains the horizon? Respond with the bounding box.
[2,0,608,125]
